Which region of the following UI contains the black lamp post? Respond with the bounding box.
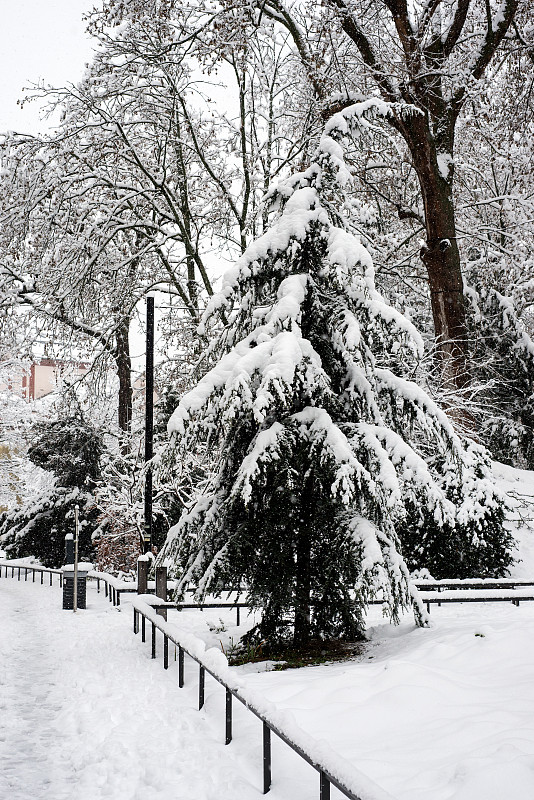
[143,295,154,554]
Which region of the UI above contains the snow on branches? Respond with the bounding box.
[160,98,512,644]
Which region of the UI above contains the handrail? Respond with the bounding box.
[132,596,397,800]
[417,587,534,613]
[4,558,533,615]
[415,578,534,590]
[87,569,133,606]
[4,558,533,609]
[0,559,63,587]
[87,571,179,607]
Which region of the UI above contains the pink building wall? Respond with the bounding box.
[17,359,88,400]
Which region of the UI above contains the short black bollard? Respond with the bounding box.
[155,566,168,621]
[62,563,91,610]
[65,533,74,565]
[137,557,149,595]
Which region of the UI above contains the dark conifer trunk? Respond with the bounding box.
[294,528,312,645]
[293,478,313,646]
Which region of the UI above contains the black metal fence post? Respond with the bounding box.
[137,559,149,595]
[320,771,331,800]
[225,689,232,745]
[199,665,205,709]
[164,634,169,669]
[178,647,184,687]
[263,722,271,794]
[151,622,156,659]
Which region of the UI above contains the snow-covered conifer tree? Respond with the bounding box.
[159,98,512,646]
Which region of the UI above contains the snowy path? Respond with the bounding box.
[0,579,281,800]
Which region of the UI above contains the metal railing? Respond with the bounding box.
[88,572,178,607]
[416,586,534,613]
[132,596,396,800]
[415,578,534,590]
[88,571,131,606]
[0,560,63,587]
[5,557,533,618]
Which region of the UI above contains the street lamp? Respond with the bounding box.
[143,295,154,554]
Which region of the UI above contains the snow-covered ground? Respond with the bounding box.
[0,577,281,800]
[238,605,534,800]
[1,462,534,800]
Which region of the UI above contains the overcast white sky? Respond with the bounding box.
[0,0,96,135]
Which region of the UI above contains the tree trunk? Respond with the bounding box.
[294,528,312,646]
[275,0,518,395]
[405,114,469,390]
[293,479,313,646]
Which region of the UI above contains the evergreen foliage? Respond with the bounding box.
[27,416,102,486]
[0,415,101,567]
[466,286,534,470]
[399,442,513,579]
[159,99,512,644]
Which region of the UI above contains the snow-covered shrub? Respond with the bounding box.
[399,442,513,579]
[159,98,512,645]
[0,415,101,567]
